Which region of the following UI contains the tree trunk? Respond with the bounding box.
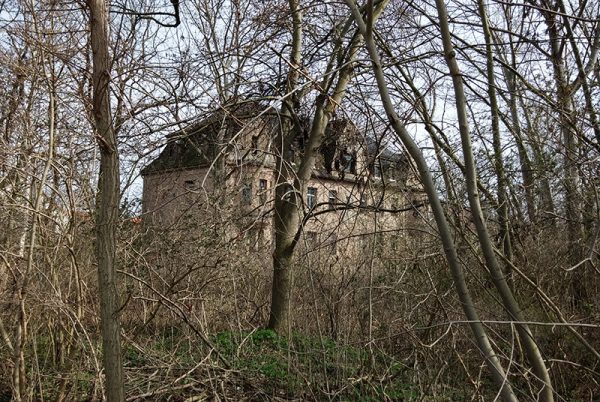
[519,96,556,222]
[543,8,585,304]
[267,0,304,335]
[477,0,513,275]
[88,0,125,399]
[495,5,537,225]
[504,66,537,223]
[434,0,554,399]
[268,0,389,334]
[344,0,518,399]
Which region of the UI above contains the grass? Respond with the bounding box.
[13,326,469,400]
[211,328,420,400]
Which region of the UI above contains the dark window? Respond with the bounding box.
[360,193,367,208]
[329,233,338,254]
[328,190,337,210]
[242,183,252,205]
[373,161,382,177]
[411,199,421,217]
[259,179,268,205]
[341,152,355,173]
[307,187,317,209]
[251,135,259,154]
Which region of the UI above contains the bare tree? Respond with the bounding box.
[343,0,520,399]
[88,0,124,399]
[268,0,388,335]
[1,0,600,399]
[434,0,553,398]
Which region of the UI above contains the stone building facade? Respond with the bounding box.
[141,103,426,255]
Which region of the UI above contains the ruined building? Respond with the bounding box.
[141,102,426,254]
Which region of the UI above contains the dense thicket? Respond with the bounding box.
[0,0,599,400]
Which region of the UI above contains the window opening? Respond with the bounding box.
[307,187,317,209]
[251,135,259,154]
[341,152,354,173]
[328,190,337,210]
[360,192,367,208]
[242,183,252,205]
[306,231,318,245]
[259,179,268,205]
[373,161,382,178]
[329,233,338,254]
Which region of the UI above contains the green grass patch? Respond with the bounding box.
[211,329,419,400]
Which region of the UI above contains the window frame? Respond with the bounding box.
[360,192,367,208]
[341,152,355,173]
[328,189,337,210]
[259,179,268,205]
[307,187,318,210]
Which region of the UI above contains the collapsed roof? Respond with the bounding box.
[141,101,413,185]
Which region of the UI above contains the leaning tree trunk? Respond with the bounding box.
[344,0,519,399]
[434,0,554,399]
[88,0,125,399]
